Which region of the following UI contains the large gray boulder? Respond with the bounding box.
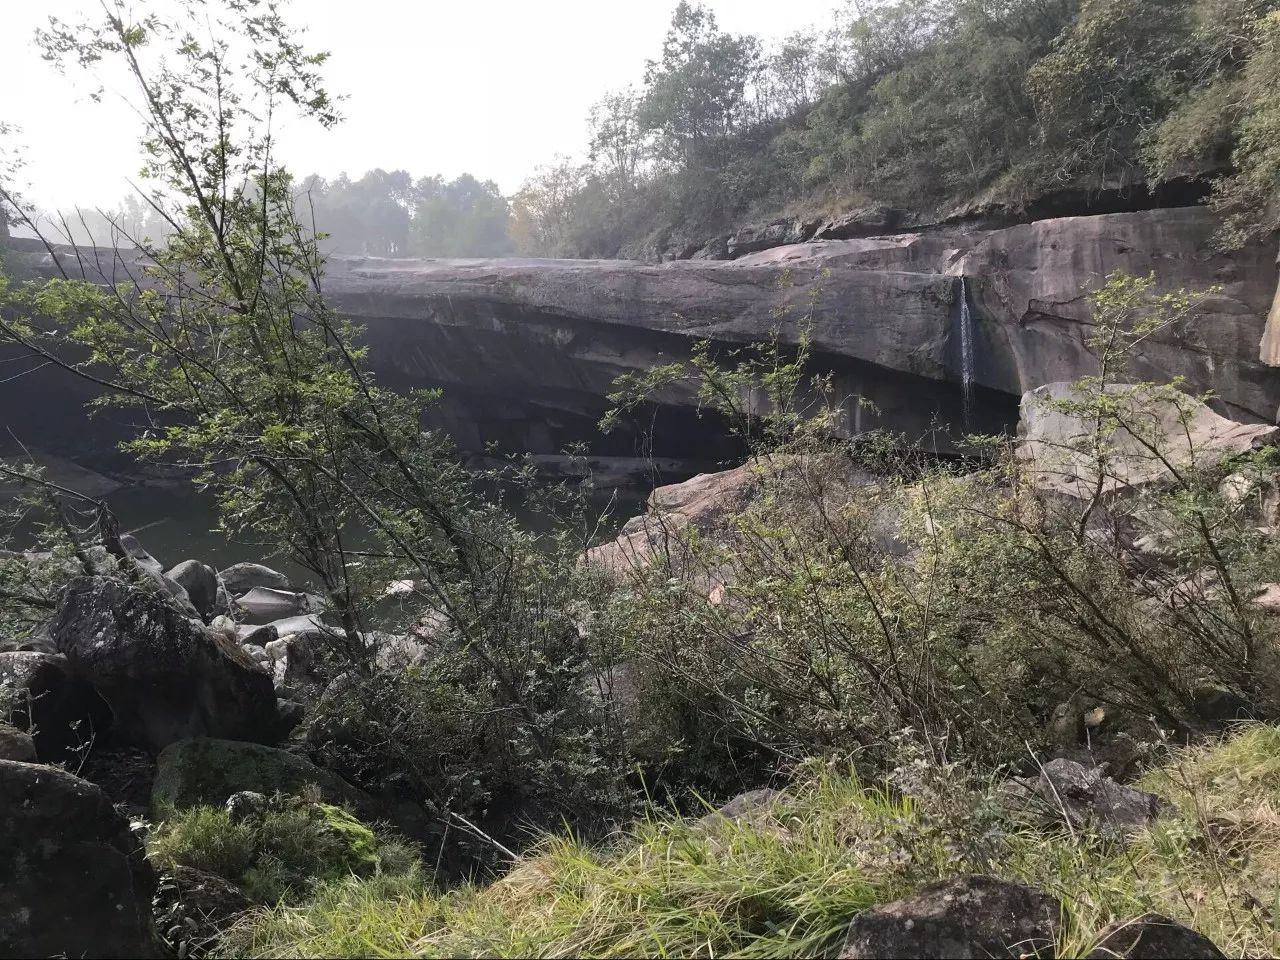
[1010,758,1171,840]
[50,576,279,752]
[236,585,325,624]
[218,561,293,595]
[165,559,220,622]
[840,875,1061,959]
[0,759,164,957]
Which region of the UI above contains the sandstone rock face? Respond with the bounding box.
[50,576,279,752]
[1018,382,1280,499]
[5,208,1276,466]
[840,874,1061,959]
[0,758,163,958]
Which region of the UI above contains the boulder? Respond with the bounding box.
[50,576,279,752]
[1085,913,1226,958]
[153,736,372,815]
[225,789,271,823]
[0,759,163,958]
[0,649,112,762]
[839,875,1061,959]
[1011,758,1171,839]
[165,559,220,622]
[237,585,325,625]
[698,787,782,830]
[0,723,36,761]
[1017,382,1279,500]
[218,561,293,595]
[237,622,280,647]
[153,864,252,959]
[121,534,201,617]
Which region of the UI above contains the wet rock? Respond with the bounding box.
[840,875,1061,959]
[1085,913,1226,958]
[218,561,293,595]
[51,576,279,752]
[166,559,220,622]
[1011,758,1171,839]
[0,759,164,958]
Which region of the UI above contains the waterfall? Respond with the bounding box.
[958,276,975,429]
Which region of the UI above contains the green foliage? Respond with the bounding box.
[508,0,1280,256]
[149,799,397,905]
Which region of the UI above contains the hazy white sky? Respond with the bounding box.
[1,0,839,210]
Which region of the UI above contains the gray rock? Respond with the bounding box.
[0,650,111,762]
[152,738,439,846]
[237,622,279,647]
[165,559,220,622]
[120,533,163,576]
[698,788,782,830]
[1013,758,1171,839]
[218,561,293,595]
[0,759,164,957]
[50,576,279,752]
[225,789,270,823]
[237,586,325,625]
[840,874,1061,959]
[0,723,36,761]
[1085,913,1226,958]
[153,864,252,958]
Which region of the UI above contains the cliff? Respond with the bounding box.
[3,206,1277,467]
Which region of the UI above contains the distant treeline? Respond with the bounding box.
[43,0,1280,260]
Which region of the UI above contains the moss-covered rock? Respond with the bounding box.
[153,737,369,817]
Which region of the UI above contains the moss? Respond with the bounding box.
[149,798,392,908]
[152,738,367,820]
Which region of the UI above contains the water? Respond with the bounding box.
[957,276,975,430]
[104,479,649,587]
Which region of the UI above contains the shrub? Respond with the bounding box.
[149,799,404,905]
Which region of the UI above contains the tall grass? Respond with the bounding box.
[223,727,1280,958]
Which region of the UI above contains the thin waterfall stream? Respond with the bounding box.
[958,276,975,429]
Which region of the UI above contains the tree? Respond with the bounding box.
[588,89,648,205]
[410,173,512,257]
[638,2,761,165]
[1,0,623,841]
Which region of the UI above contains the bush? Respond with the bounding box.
[149,798,406,905]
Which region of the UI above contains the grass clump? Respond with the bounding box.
[223,727,1280,958]
[149,797,410,906]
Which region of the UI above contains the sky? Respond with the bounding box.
[0,0,841,211]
